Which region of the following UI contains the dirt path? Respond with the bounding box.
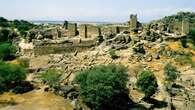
[0,89,73,110]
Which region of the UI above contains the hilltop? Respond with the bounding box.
[0,12,195,110]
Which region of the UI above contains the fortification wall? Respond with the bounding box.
[33,39,96,55]
[79,24,101,38]
[67,23,77,37]
[101,26,118,34]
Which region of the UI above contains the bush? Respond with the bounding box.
[136,70,158,99]
[12,20,35,36]
[109,49,119,59]
[0,28,14,42]
[0,42,16,60]
[38,69,61,88]
[175,55,194,67]
[180,38,188,48]
[164,64,178,82]
[74,64,129,110]
[189,28,195,44]
[0,61,26,86]
[0,17,10,27]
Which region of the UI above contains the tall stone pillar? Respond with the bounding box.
[182,19,190,35]
[130,14,138,30]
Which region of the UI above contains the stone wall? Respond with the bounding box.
[130,14,138,30]
[101,26,119,34]
[182,20,190,35]
[67,23,77,37]
[79,24,101,38]
[118,26,130,33]
[170,20,190,35]
[33,39,97,55]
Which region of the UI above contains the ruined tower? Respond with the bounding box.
[63,20,68,29]
[67,23,77,37]
[130,14,138,30]
[182,19,190,35]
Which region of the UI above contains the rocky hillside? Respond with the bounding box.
[155,12,195,28]
[1,12,195,110]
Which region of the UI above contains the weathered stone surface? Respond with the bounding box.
[133,42,145,54]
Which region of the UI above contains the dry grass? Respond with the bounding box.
[168,41,181,51]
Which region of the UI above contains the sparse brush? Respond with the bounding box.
[38,69,61,88]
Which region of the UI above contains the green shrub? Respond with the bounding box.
[0,28,14,42]
[175,55,194,67]
[136,70,158,99]
[0,17,10,27]
[164,81,172,95]
[0,42,16,60]
[74,64,128,110]
[12,20,35,36]
[189,28,195,44]
[38,69,61,88]
[164,64,178,81]
[180,38,188,48]
[109,49,119,59]
[0,61,26,85]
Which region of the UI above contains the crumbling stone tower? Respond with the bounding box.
[130,14,138,30]
[63,20,68,29]
[181,19,190,35]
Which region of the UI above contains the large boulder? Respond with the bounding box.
[133,42,145,54]
[107,33,131,44]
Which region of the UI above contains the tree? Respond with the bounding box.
[0,42,16,60]
[164,64,179,96]
[136,70,158,99]
[164,64,178,82]
[0,61,26,86]
[180,38,188,48]
[74,64,129,110]
[0,17,10,27]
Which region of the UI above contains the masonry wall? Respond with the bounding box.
[67,23,77,37]
[79,24,101,38]
[101,26,118,34]
[118,26,129,33]
[33,39,97,55]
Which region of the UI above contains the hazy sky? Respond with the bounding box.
[0,0,195,22]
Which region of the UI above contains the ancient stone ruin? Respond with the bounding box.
[21,14,190,56]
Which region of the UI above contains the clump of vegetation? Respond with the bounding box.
[0,61,28,93]
[74,64,129,110]
[164,64,179,96]
[175,55,195,67]
[0,17,35,37]
[136,70,158,99]
[0,61,26,84]
[0,28,18,42]
[189,28,195,44]
[164,64,179,82]
[0,17,10,27]
[109,49,119,59]
[0,42,16,61]
[38,69,61,88]
[12,20,35,36]
[180,38,188,48]
[161,12,195,24]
